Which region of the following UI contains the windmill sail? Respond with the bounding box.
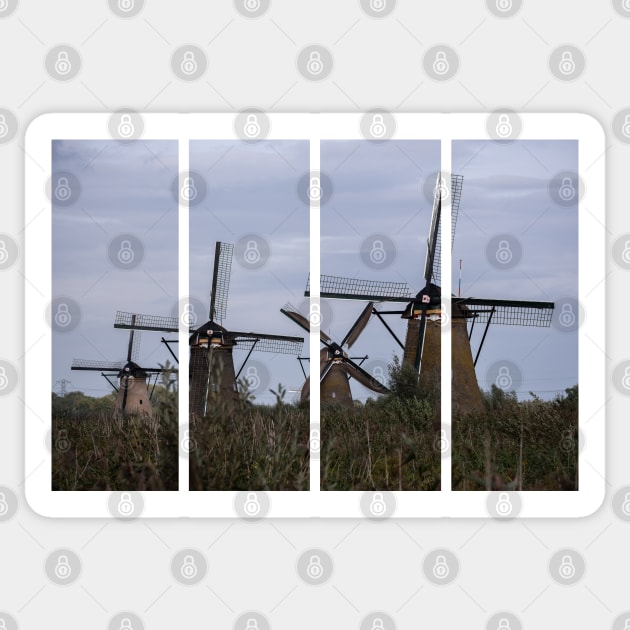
[209,241,233,324]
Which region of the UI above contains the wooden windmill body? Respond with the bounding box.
[189,242,304,417]
[309,172,555,414]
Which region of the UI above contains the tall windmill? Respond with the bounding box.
[308,172,555,415]
[190,241,304,416]
[281,301,388,408]
[71,314,171,415]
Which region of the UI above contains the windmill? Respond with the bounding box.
[308,172,555,416]
[281,301,389,408]
[71,314,172,415]
[189,241,304,416]
[114,310,180,365]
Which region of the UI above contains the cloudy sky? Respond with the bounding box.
[320,139,578,403]
[52,140,179,397]
[52,137,578,406]
[190,140,309,403]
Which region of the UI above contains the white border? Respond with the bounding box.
[24,113,605,518]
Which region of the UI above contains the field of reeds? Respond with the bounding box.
[51,387,178,491]
[189,385,309,491]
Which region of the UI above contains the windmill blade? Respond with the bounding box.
[71,359,125,371]
[453,297,554,326]
[319,357,335,383]
[114,311,179,333]
[450,173,464,249]
[424,176,442,286]
[281,303,331,343]
[340,302,374,349]
[230,331,304,355]
[209,241,234,323]
[307,275,412,303]
[340,358,389,394]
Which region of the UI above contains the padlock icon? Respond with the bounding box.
[118,492,134,516]
[621,240,630,264]
[560,429,574,452]
[0,114,8,138]
[245,365,260,390]
[117,113,135,138]
[0,492,8,515]
[439,303,449,327]
[181,303,197,327]
[181,555,198,579]
[54,50,72,75]
[622,367,630,390]
[244,0,261,11]
[244,113,260,137]
[308,176,321,201]
[369,493,386,516]
[623,619,630,630]
[307,51,323,75]
[0,0,7,11]
[624,0,630,10]
[495,239,512,264]
[119,618,134,630]
[558,554,576,579]
[434,175,449,200]
[54,554,72,579]
[0,240,8,264]
[181,176,197,201]
[496,366,512,389]
[181,51,198,75]
[432,51,449,75]
[310,428,320,452]
[495,0,512,11]
[0,367,7,391]
[559,177,576,201]
[369,239,386,264]
[495,114,513,138]
[497,618,511,630]
[55,176,72,201]
[181,429,196,453]
[369,114,386,138]
[306,554,323,579]
[496,492,512,516]
[372,365,385,385]
[434,429,449,453]
[54,302,72,327]
[559,51,576,75]
[371,619,385,630]
[369,0,386,11]
[245,619,260,630]
[310,303,321,327]
[0,619,7,630]
[244,492,261,516]
[559,303,576,327]
[244,239,261,264]
[622,114,630,138]
[117,239,135,264]
[57,429,70,452]
[432,554,449,579]
[118,0,134,11]
[622,492,630,516]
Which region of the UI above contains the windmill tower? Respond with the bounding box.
[281,301,388,408]
[309,172,555,416]
[189,242,304,417]
[71,314,172,415]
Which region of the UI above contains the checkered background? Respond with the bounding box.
[1,1,629,627]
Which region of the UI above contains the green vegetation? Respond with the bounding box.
[452,384,578,491]
[52,367,178,491]
[322,355,578,492]
[190,380,309,491]
[321,356,441,491]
